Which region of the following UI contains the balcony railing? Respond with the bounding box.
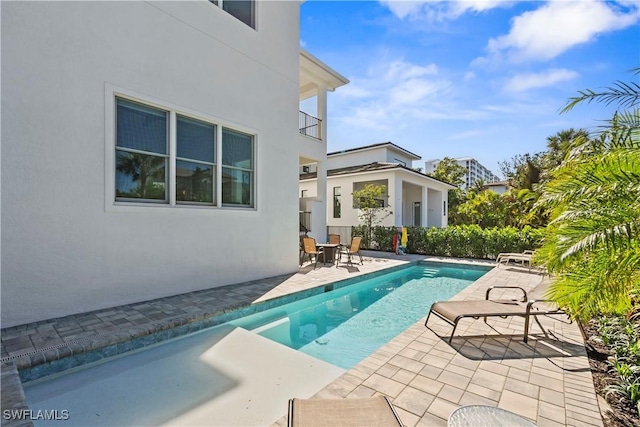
[299,111,321,140]
[299,211,311,233]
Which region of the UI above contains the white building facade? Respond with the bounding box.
[424,157,500,189]
[297,51,349,243]
[1,1,343,327]
[300,143,454,241]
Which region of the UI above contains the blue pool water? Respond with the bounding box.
[22,262,489,426]
[230,263,487,369]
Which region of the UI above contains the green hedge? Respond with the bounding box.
[352,224,544,260]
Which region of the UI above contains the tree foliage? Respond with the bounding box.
[429,157,467,187]
[352,184,392,246]
[536,68,640,320]
[428,157,468,226]
[498,153,543,191]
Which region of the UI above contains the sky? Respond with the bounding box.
[299,0,639,178]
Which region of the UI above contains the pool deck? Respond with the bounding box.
[1,252,604,427]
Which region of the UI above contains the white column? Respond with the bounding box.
[421,186,428,227]
[316,160,326,203]
[317,84,328,143]
[313,160,328,242]
[391,176,403,227]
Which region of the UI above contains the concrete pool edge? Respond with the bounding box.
[7,261,426,382]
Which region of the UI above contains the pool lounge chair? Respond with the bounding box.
[496,251,533,267]
[288,396,403,427]
[425,286,566,343]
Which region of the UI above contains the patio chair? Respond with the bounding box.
[328,233,342,261]
[287,396,403,427]
[328,233,341,244]
[425,285,567,343]
[337,236,363,267]
[301,237,324,269]
[299,232,309,266]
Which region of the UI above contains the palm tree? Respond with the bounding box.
[536,68,640,320]
[543,128,590,175]
[469,179,486,194]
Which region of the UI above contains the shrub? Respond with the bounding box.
[353,224,543,259]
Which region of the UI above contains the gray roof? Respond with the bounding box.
[299,162,455,188]
[327,142,421,160]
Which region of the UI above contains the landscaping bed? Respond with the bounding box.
[583,318,640,427]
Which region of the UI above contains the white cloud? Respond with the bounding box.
[484,0,639,63]
[335,58,456,129]
[389,78,444,105]
[504,68,579,92]
[385,62,438,80]
[379,0,509,22]
[449,0,510,17]
[379,0,426,20]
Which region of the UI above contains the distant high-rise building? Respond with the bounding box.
[424,157,500,189]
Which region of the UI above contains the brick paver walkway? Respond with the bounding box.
[1,252,603,427]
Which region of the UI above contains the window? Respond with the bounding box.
[301,189,308,198]
[115,97,254,209]
[115,99,169,202]
[210,0,255,28]
[413,202,421,226]
[333,187,341,218]
[176,115,216,205]
[444,201,447,216]
[222,128,254,207]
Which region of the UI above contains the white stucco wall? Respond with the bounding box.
[428,190,445,227]
[1,1,301,326]
[384,151,415,167]
[327,149,385,170]
[402,184,422,226]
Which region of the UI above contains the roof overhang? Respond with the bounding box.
[300,49,349,100]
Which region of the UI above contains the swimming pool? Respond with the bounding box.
[23,262,489,426]
[230,263,487,369]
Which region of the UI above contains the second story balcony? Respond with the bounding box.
[299,111,321,140]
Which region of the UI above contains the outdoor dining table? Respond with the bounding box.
[315,243,341,265]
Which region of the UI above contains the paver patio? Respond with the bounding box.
[273,255,603,427]
[1,252,603,427]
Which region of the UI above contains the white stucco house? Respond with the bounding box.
[1,1,346,327]
[483,180,510,194]
[299,142,455,241]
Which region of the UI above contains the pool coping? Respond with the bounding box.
[0,254,495,426]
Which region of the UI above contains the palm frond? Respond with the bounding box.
[562,79,640,113]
